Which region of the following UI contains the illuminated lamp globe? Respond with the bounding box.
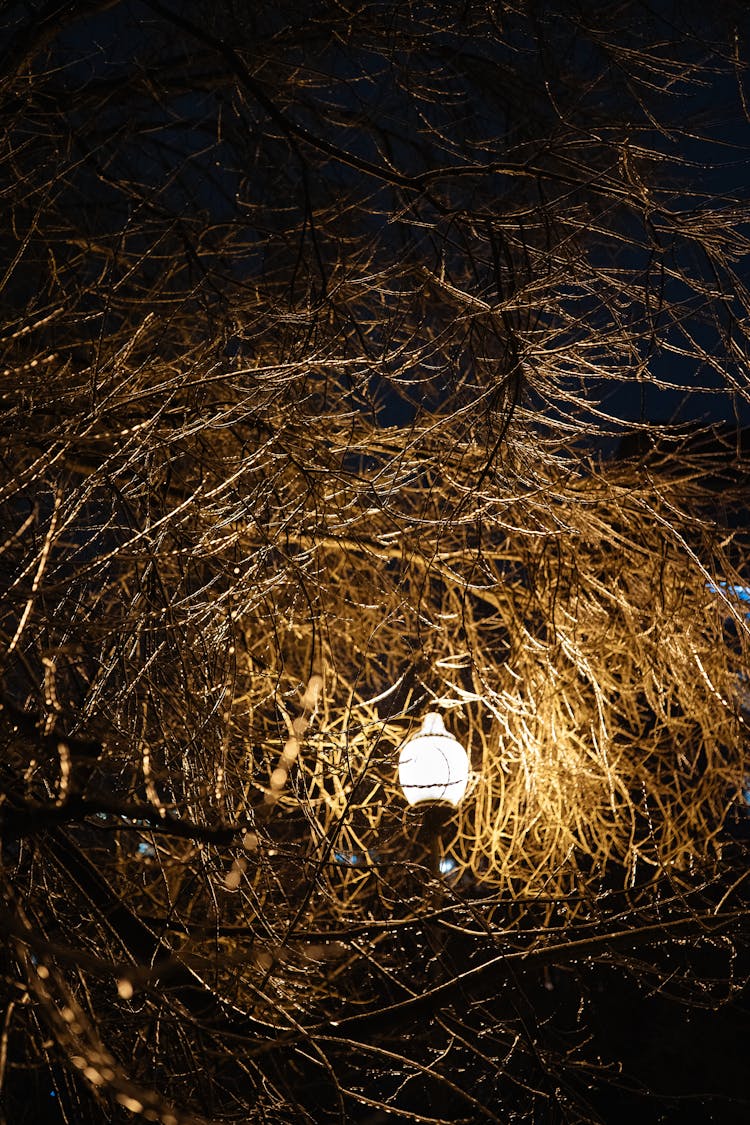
[398,713,470,807]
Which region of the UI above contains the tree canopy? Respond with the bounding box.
[2,2,750,1122]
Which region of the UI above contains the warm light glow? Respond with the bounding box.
[398,712,470,806]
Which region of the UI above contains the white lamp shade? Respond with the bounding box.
[398,713,470,807]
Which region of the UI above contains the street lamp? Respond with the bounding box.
[398,710,470,883]
[398,712,470,807]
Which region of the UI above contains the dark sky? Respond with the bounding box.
[6,0,749,447]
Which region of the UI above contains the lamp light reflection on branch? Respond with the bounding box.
[398,712,470,807]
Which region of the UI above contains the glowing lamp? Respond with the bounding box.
[398,713,469,807]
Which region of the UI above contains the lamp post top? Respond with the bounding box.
[398,712,469,808]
